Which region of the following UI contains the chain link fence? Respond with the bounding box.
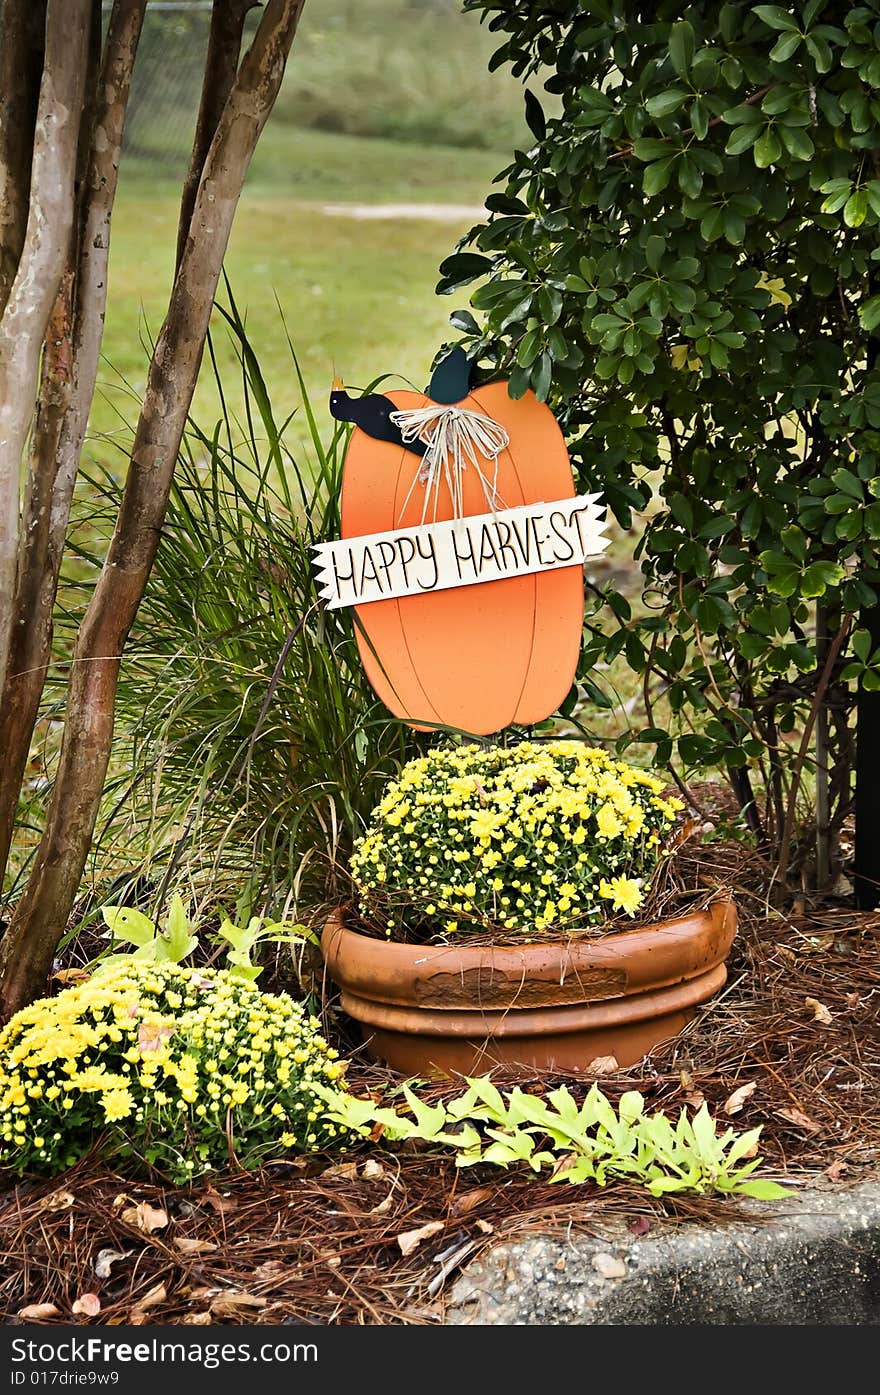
[111,2,260,174]
[110,0,526,170]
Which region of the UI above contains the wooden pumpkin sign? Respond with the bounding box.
[314,350,607,736]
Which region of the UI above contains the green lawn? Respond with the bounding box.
[92,131,505,468]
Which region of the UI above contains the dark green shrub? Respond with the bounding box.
[442,1,880,873]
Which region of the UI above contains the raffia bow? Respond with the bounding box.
[389,403,510,523]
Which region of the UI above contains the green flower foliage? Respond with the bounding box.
[322,1077,790,1199]
[442,1,880,856]
[0,964,350,1182]
[97,893,318,983]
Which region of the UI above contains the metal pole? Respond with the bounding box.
[815,602,830,892]
[854,316,880,908]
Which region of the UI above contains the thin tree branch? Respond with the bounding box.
[610,85,775,163]
[0,0,47,315]
[176,0,259,275]
[776,615,852,890]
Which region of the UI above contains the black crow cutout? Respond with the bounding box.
[329,380,426,457]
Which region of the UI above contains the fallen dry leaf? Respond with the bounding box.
[94,1248,131,1279]
[475,1218,494,1235]
[365,1194,393,1216]
[182,1312,213,1326]
[18,1303,60,1320]
[72,1293,101,1318]
[586,1055,619,1075]
[50,969,90,987]
[185,1286,218,1303]
[121,1201,168,1234]
[397,1219,444,1257]
[724,1080,757,1116]
[202,1188,237,1215]
[173,1237,218,1256]
[210,1291,267,1317]
[137,1282,168,1310]
[845,991,861,1011]
[667,816,701,852]
[824,1159,848,1183]
[138,1022,174,1054]
[37,1189,74,1214]
[320,1161,360,1180]
[549,1153,579,1181]
[805,996,833,1025]
[360,1158,385,1180]
[775,1106,821,1133]
[368,1188,395,1216]
[684,1091,706,1111]
[450,1186,494,1217]
[128,1283,167,1322]
[679,1068,695,1090]
[591,1252,627,1280]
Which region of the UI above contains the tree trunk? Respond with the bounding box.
[0,0,47,316]
[0,0,90,705]
[0,0,147,889]
[0,0,307,1020]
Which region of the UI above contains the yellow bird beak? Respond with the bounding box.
[331,375,344,391]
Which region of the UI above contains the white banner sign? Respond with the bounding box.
[313,493,608,610]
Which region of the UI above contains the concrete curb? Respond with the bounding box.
[445,1180,880,1325]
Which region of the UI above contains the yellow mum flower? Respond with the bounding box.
[101,1088,135,1123]
[595,804,625,839]
[599,876,643,916]
[351,739,677,939]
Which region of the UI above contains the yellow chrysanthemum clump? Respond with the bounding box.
[350,740,682,939]
[0,963,351,1181]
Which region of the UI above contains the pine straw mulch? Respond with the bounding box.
[1,835,879,1326]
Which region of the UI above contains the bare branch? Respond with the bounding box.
[0,0,47,314]
[0,0,307,1018]
[776,615,853,891]
[176,0,259,274]
[0,0,90,697]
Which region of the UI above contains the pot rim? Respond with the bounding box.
[321,896,738,1010]
[324,894,736,964]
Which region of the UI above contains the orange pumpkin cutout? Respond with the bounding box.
[336,377,586,737]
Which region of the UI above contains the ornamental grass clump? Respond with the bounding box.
[0,963,349,1183]
[350,739,682,939]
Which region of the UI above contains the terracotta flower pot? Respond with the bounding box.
[321,898,737,1077]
